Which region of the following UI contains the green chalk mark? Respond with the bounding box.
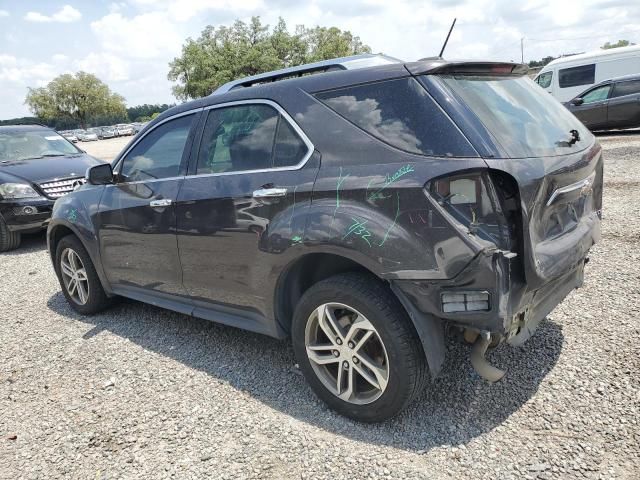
[330,167,350,229]
[378,192,401,247]
[343,217,372,247]
[368,164,414,201]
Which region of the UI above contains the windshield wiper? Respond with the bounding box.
[556,129,581,148]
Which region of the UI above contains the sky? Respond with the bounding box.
[1,0,639,119]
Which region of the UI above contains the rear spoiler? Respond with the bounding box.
[405,60,529,77]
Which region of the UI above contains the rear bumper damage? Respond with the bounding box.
[393,234,593,380]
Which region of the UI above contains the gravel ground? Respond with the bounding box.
[1,132,639,479]
[80,136,131,162]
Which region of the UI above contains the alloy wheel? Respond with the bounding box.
[304,302,389,405]
[60,248,90,305]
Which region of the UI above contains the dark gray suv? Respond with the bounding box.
[47,55,603,422]
[565,74,640,131]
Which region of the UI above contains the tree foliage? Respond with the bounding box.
[127,103,175,122]
[25,72,127,129]
[601,39,635,50]
[168,17,372,100]
[528,56,557,68]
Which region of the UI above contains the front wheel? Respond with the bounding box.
[55,235,112,314]
[292,273,428,422]
[0,217,21,252]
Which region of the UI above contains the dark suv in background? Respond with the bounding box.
[565,74,640,131]
[0,125,102,251]
[47,55,602,422]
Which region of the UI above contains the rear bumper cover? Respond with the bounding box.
[393,244,590,345]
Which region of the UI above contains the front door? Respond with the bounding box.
[571,84,611,129]
[97,112,200,297]
[176,102,317,319]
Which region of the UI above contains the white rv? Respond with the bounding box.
[534,45,640,102]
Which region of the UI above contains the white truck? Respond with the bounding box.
[534,45,640,102]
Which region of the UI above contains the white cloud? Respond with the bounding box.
[129,0,263,22]
[0,10,9,17]
[25,5,82,23]
[76,52,130,82]
[90,12,182,59]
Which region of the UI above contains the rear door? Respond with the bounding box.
[607,79,640,128]
[176,101,318,322]
[97,111,200,297]
[569,84,612,129]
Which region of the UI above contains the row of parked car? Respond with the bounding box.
[59,123,146,143]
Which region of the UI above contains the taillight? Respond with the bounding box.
[427,171,513,250]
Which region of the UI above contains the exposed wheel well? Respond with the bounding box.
[48,225,76,262]
[275,253,379,333]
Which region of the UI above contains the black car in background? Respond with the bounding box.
[565,74,640,130]
[47,56,602,422]
[0,125,102,251]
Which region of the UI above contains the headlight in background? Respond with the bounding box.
[428,171,514,250]
[0,183,42,200]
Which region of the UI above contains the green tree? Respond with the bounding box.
[528,55,557,68]
[168,17,371,100]
[25,72,127,129]
[127,103,174,122]
[601,39,635,49]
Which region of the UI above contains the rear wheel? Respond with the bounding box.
[292,273,427,422]
[0,217,21,252]
[55,235,112,314]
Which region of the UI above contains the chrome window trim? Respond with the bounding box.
[191,99,314,178]
[112,107,203,176]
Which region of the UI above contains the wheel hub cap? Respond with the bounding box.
[60,248,89,305]
[304,302,389,405]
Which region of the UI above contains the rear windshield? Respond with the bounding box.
[437,75,592,158]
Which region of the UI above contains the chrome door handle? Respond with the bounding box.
[149,199,172,207]
[253,187,287,198]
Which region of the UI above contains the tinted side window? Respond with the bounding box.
[197,104,308,174]
[559,64,595,88]
[316,77,476,157]
[121,114,195,182]
[537,71,552,88]
[581,85,611,104]
[611,80,640,98]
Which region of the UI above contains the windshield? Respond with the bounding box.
[0,130,80,161]
[437,74,592,158]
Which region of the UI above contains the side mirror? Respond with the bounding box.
[571,97,584,106]
[87,163,114,185]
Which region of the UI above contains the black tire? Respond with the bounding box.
[54,235,112,314]
[0,217,21,252]
[292,272,428,422]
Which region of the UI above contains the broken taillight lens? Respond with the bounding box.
[428,171,514,250]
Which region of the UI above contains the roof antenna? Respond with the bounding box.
[438,18,457,58]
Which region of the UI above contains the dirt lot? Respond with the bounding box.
[1,132,639,479]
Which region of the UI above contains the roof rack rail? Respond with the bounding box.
[0,121,50,128]
[212,54,402,95]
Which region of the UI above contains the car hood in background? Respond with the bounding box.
[0,153,102,183]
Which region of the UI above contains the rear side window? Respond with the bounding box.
[536,71,552,88]
[196,104,309,174]
[438,74,592,158]
[611,80,640,98]
[559,64,595,88]
[315,78,476,157]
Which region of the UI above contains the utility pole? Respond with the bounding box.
[521,37,524,63]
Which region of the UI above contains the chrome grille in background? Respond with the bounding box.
[39,177,86,199]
